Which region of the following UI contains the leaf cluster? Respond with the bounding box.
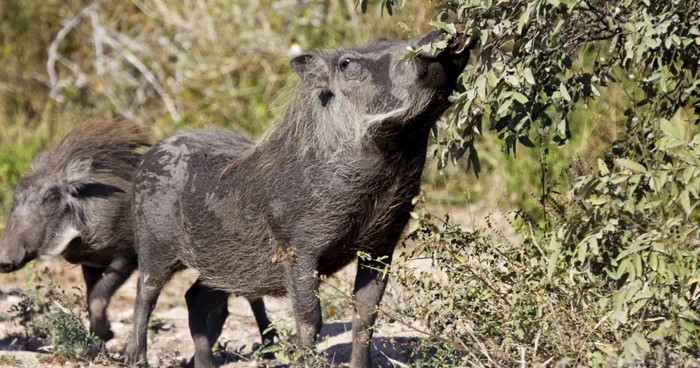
[428,0,700,173]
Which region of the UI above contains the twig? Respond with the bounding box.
[99,32,181,122]
[90,11,105,76]
[48,0,105,101]
[196,0,217,43]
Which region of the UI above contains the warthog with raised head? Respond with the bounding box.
[127,29,472,367]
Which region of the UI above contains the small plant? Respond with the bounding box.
[319,274,353,322]
[7,267,94,361]
[0,355,21,366]
[147,314,171,334]
[7,292,50,340]
[258,324,334,367]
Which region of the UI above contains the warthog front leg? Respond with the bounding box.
[288,258,322,350]
[349,251,392,368]
[80,258,136,359]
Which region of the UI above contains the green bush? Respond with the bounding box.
[394,113,699,365]
[377,0,700,365]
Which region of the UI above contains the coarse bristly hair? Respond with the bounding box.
[224,57,433,175]
[30,120,151,187]
[260,59,428,154]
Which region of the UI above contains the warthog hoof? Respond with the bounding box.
[79,339,105,360]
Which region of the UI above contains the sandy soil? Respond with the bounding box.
[0,258,427,368]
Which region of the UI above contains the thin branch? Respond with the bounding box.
[99,32,181,122]
[47,0,105,101]
[316,269,516,366]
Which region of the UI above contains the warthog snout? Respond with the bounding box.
[415,27,471,59]
[0,234,34,273]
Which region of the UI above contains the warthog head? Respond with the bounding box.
[0,157,97,272]
[285,29,472,152]
[0,122,147,273]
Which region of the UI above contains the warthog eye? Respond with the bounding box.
[42,187,62,206]
[338,55,362,79]
[339,58,352,71]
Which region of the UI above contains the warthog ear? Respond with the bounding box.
[66,157,93,182]
[290,54,317,76]
[291,54,329,89]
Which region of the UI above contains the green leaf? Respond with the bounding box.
[617,258,631,279]
[648,326,667,340]
[598,158,609,176]
[648,252,658,271]
[468,148,481,178]
[275,352,291,364]
[497,98,513,116]
[615,158,647,173]
[487,71,499,87]
[260,344,283,354]
[518,2,535,35]
[588,195,608,206]
[429,21,455,34]
[552,19,565,35]
[632,333,651,354]
[559,82,572,102]
[518,136,535,147]
[630,299,647,315]
[523,68,536,85]
[661,114,687,141]
[505,74,520,87]
[633,253,643,276]
[680,318,697,332]
[480,29,489,46]
[513,92,529,104]
[588,237,599,255]
[547,248,560,279]
[577,240,587,263]
[679,190,691,214]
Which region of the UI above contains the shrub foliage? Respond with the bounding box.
[367,0,700,365]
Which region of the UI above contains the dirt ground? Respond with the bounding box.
[0,261,425,368]
[0,207,512,368]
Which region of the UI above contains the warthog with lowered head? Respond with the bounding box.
[126,29,472,367]
[0,122,149,357]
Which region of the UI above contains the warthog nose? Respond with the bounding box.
[0,262,15,273]
[447,25,470,56]
[416,27,470,60]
